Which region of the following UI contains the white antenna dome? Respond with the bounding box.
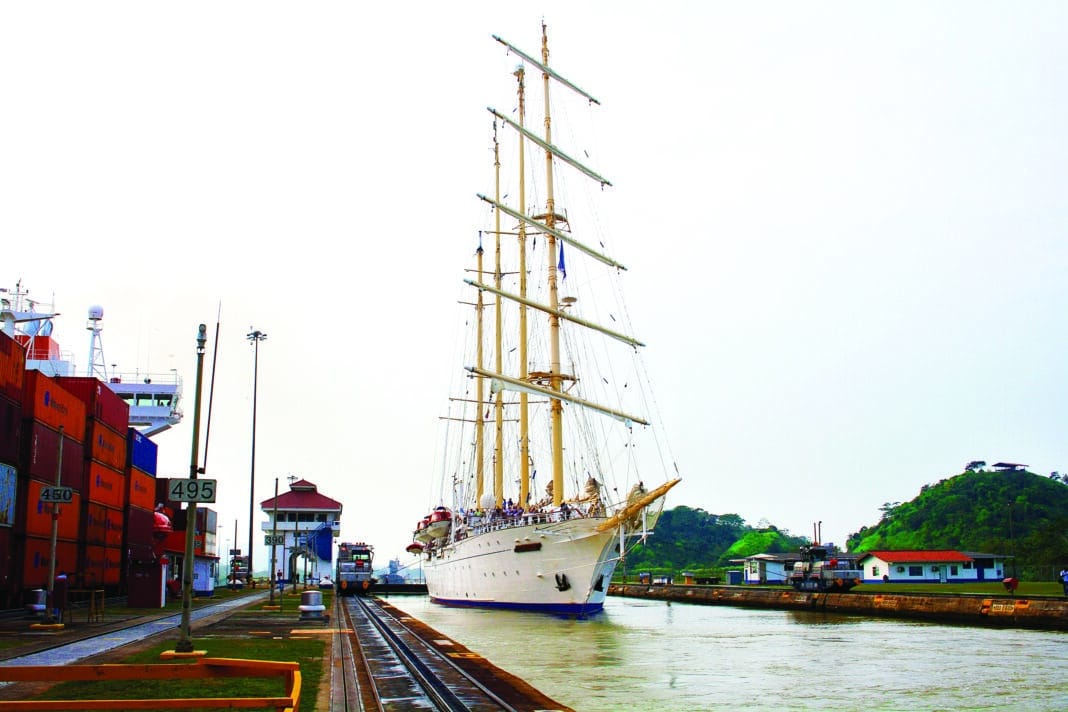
[479,493,496,510]
[87,305,104,320]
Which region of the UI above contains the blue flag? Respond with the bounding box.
[558,242,567,279]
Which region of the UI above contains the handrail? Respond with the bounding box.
[0,657,301,711]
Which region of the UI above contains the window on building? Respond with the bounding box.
[896,566,905,573]
[872,566,880,576]
[950,565,959,576]
[908,566,922,576]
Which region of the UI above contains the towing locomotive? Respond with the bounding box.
[336,541,375,596]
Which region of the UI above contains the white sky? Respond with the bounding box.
[3,2,1065,569]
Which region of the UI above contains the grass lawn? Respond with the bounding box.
[36,636,324,711]
[853,581,1065,596]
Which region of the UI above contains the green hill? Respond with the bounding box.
[624,506,807,571]
[846,468,1068,576]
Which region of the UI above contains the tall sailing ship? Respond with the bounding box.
[415,25,680,616]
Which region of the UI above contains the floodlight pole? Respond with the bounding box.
[247,328,267,587]
[176,324,207,653]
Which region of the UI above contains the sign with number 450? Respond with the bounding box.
[168,478,217,503]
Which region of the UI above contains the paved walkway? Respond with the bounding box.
[0,590,271,668]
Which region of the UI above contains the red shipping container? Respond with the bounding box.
[83,501,106,546]
[21,479,81,540]
[81,544,107,587]
[57,377,129,435]
[86,419,127,471]
[0,395,21,464]
[0,331,25,402]
[128,468,155,512]
[103,546,122,585]
[21,420,85,488]
[104,505,123,547]
[22,535,78,588]
[22,371,86,439]
[126,505,155,561]
[82,460,126,509]
[0,527,11,593]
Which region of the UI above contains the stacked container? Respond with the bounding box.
[17,370,86,589]
[0,332,26,599]
[59,376,130,587]
[125,428,158,564]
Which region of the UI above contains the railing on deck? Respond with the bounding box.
[0,657,301,711]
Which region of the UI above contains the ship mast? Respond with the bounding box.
[493,118,505,509]
[475,226,485,506]
[540,23,565,508]
[516,66,531,510]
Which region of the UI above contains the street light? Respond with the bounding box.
[247,328,267,586]
[175,324,207,654]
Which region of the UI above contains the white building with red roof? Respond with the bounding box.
[260,478,342,585]
[857,550,1008,584]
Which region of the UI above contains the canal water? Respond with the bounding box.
[385,594,1067,711]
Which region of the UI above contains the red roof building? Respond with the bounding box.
[259,478,342,584]
[857,550,1008,584]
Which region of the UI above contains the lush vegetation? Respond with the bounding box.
[621,468,1068,582]
[622,505,807,573]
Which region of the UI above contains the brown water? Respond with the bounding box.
[385,594,1067,711]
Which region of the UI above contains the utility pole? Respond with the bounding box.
[175,324,207,653]
[246,328,267,586]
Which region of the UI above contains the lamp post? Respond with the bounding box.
[175,324,207,653]
[246,328,267,586]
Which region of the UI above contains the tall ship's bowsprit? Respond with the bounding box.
[414,24,680,616]
[336,541,375,596]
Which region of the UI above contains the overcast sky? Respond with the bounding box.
[3,2,1065,571]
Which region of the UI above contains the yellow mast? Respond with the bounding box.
[516,66,531,510]
[540,23,565,508]
[474,180,488,504]
[493,117,505,509]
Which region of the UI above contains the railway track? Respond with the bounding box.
[333,594,522,712]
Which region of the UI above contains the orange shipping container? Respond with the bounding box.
[128,468,155,511]
[21,479,81,540]
[104,505,123,547]
[22,371,87,439]
[82,544,124,586]
[0,331,25,402]
[22,536,78,588]
[83,460,126,509]
[87,419,127,471]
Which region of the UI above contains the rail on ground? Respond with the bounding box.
[0,656,301,711]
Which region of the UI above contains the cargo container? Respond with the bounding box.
[20,479,81,540]
[0,526,11,606]
[22,535,78,588]
[21,420,85,487]
[128,428,158,475]
[79,544,124,587]
[82,501,124,546]
[126,504,156,561]
[0,395,21,464]
[21,371,87,438]
[56,376,130,435]
[128,467,156,511]
[0,331,26,402]
[0,462,16,527]
[86,418,128,471]
[82,460,126,510]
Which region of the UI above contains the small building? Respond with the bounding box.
[260,478,342,585]
[740,553,797,585]
[857,550,1008,584]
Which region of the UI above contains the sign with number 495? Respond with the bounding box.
[168,478,217,503]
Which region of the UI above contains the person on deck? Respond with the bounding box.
[1059,567,1068,596]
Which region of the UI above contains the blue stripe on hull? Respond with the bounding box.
[430,596,604,617]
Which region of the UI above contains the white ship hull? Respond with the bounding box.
[424,517,622,616]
